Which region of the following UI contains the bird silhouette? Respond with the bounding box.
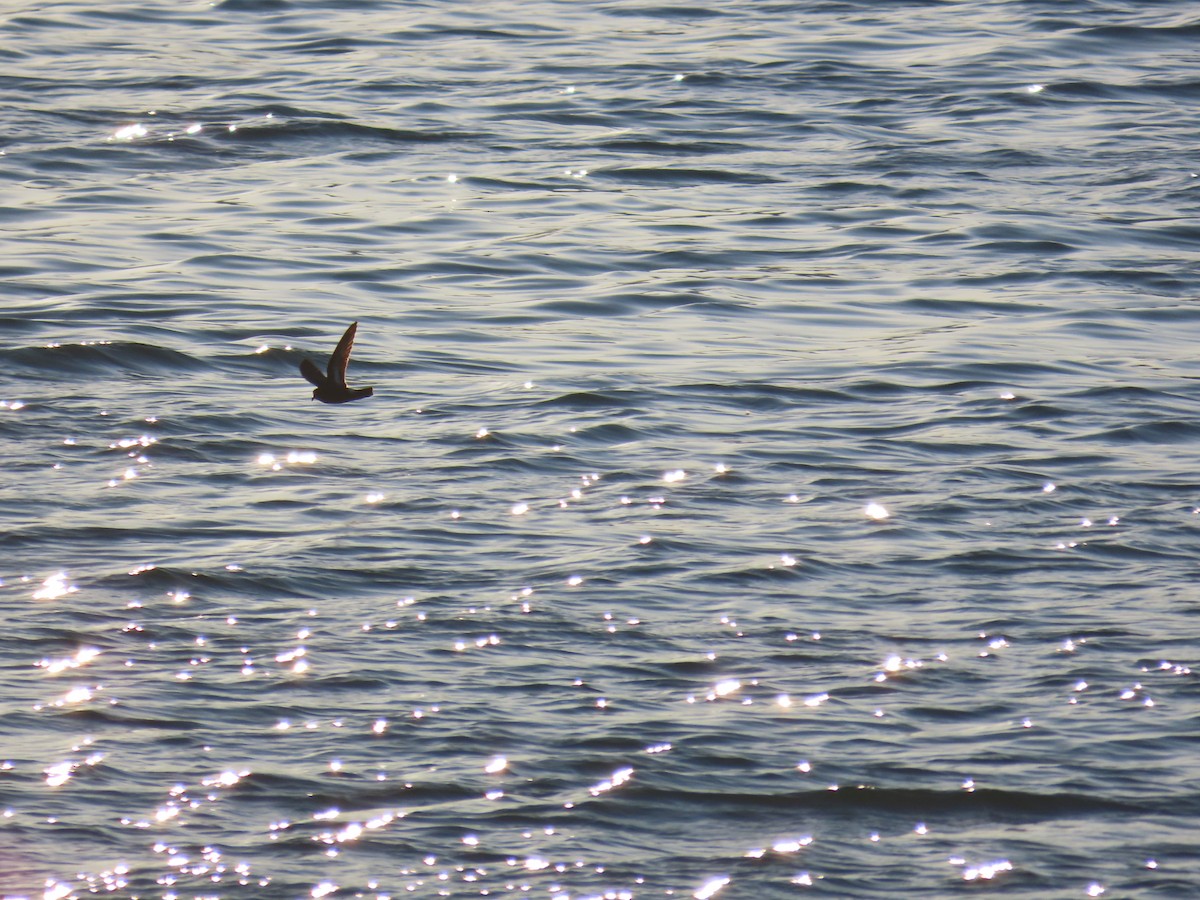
[299,321,374,404]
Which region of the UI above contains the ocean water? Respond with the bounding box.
[2,1,1200,897]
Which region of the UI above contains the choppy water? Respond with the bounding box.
[3,1,1200,898]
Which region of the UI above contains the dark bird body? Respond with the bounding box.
[300,321,374,404]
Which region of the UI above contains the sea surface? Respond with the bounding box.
[2,1,1200,898]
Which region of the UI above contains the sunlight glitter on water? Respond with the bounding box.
[257,450,317,470]
[153,803,179,823]
[955,857,1013,881]
[693,875,730,899]
[110,123,148,141]
[201,770,249,789]
[43,751,102,788]
[36,646,101,674]
[32,572,77,600]
[43,761,75,788]
[588,766,634,796]
[863,502,890,521]
[710,679,741,700]
[485,756,508,774]
[772,836,813,853]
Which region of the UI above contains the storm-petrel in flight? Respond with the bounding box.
[299,321,374,404]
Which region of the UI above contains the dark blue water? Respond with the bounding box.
[2,2,1200,898]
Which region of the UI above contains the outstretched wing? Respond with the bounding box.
[299,358,326,388]
[327,321,359,386]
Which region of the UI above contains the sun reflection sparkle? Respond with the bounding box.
[957,858,1013,881]
[693,875,730,899]
[588,766,633,796]
[33,572,77,601]
[111,123,148,140]
[772,835,812,853]
[864,502,889,520]
[37,647,101,674]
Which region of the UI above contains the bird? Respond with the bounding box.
[299,321,374,404]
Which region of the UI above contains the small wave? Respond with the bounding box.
[61,707,204,729]
[624,784,1146,819]
[598,166,780,185]
[1,341,208,378]
[1090,420,1200,444]
[214,0,290,10]
[537,390,641,412]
